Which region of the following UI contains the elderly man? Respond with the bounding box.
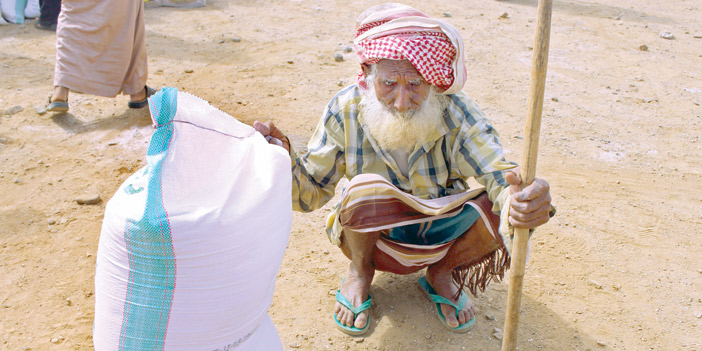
[255,3,553,336]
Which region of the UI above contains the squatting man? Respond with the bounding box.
[255,3,554,336]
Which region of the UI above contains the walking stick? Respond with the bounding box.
[501,0,552,350]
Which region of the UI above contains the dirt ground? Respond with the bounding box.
[1,0,701,350]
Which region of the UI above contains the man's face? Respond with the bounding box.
[360,61,448,152]
[370,59,431,113]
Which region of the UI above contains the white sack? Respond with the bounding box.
[94,87,292,351]
[23,0,38,18]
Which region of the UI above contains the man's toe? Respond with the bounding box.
[457,309,471,325]
[441,305,459,328]
[354,312,368,329]
[338,310,351,327]
[335,303,352,326]
[334,303,342,315]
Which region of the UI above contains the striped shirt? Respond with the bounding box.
[291,85,517,245]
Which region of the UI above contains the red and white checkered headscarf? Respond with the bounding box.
[354,3,467,94]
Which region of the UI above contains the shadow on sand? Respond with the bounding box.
[365,271,601,350]
[49,107,153,135]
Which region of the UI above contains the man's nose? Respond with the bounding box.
[393,86,412,112]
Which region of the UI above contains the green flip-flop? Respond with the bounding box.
[417,276,475,333]
[333,279,372,336]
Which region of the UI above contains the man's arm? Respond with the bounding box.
[454,132,553,234]
[450,110,517,214]
[253,109,346,213]
[447,93,552,232]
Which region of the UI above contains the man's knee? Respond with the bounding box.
[373,248,425,274]
[339,230,425,275]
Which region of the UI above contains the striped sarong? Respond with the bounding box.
[338,174,509,296]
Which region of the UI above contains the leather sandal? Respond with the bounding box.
[45,95,69,113]
[128,86,157,109]
[34,21,57,32]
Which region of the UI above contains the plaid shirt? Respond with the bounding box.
[291,85,517,245]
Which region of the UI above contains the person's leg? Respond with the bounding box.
[335,229,381,330]
[362,220,493,329]
[425,218,493,328]
[338,224,492,330]
[129,87,147,103]
[39,0,61,26]
[123,0,148,102]
[51,85,68,103]
[45,85,69,112]
[333,174,505,331]
[45,0,67,111]
[337,228,437,330]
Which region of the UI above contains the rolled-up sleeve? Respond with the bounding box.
[291,105,347,212]
[454,115,517,214]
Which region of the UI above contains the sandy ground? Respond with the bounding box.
[1,0,701,350]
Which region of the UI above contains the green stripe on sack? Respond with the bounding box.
[119,87,178,351]
[14,0,27,24]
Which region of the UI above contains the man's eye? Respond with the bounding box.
[383,80,395,86]
[409,80,422,86]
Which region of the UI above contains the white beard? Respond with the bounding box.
[360,85,449,153]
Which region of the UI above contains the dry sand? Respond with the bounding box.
[1,0,701,350]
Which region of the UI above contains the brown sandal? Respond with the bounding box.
[128,86,157,109]
[45,95,69,113]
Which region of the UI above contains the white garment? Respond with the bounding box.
[54,0,147,97]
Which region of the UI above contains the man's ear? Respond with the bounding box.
[361,63,371,78]
[359,63,372,90]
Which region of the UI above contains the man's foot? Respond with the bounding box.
[426,266,476,329]
[46,87,69,113]
[51,86,69,103]
[34,21,57,31]
[129,88,147,103]
[334,265,374,331]
[128,86,156,109]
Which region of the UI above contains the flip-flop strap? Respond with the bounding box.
[420,277,468,313]
[426,291,464,312]
[336,291,372,315]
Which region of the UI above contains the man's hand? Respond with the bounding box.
[505,168,552,229]
[253,121,291,153]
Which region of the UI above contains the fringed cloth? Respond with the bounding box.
[338,174,509,297]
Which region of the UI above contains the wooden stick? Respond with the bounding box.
[501,0,552,350]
